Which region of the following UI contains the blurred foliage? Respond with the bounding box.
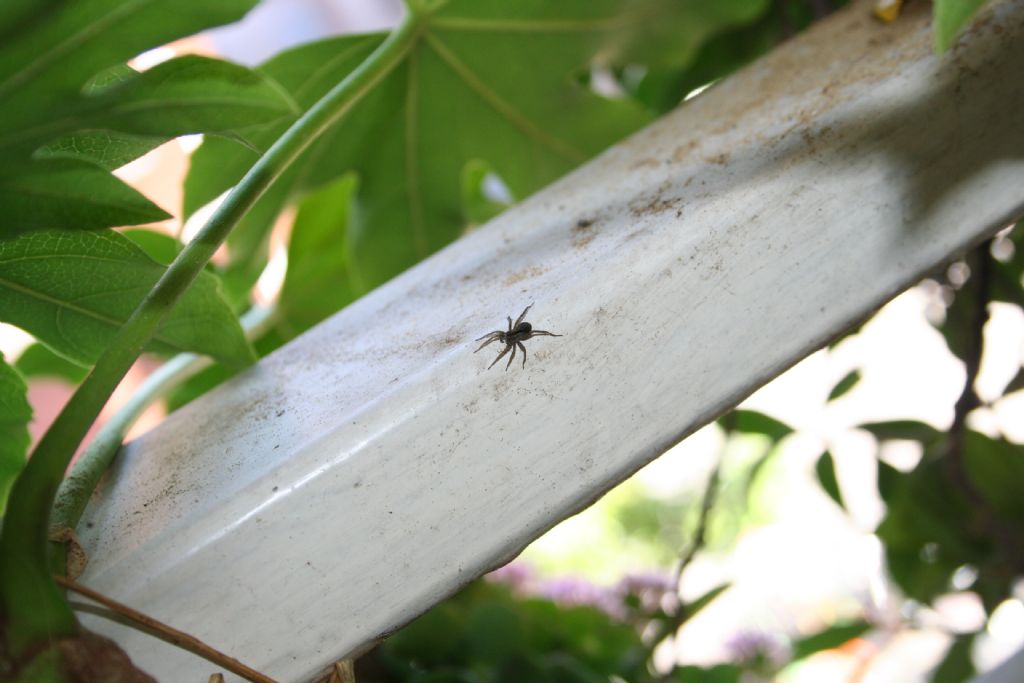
[860,227,1024,680]
[359,581,658,683]
[0,354,31,514]
[354,579,748,683]
[525,417,784,581]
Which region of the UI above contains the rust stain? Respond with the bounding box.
[573,233,596,249]
[630,195,678,217]
[572,216,599,249]
[672,140,698,162]
[504,265,549,286]
[629,157,661,169]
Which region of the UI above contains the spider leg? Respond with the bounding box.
[526,329,562,339]
[507,316,513,332]
[475,329,503,342]
[514,303,534,328]
[487,344,512,369]
[505,342,516,370]
[517,341,527,368]
[474,332,504,352]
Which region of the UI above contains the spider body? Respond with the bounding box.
[475,304,562,370]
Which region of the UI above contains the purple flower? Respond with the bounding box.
[535,576,622,616]
[724,631,789,673]
[487,561,535,591]
[616,571,679,615]
[487,564,682,623]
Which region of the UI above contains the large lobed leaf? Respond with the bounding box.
[279,175,359,333]
[0,0,298,367]
[186,0,769,332]
[0,355,31,515]
[0,51,297,236]
[0,230,253,367]
[0,160,169,235]
[0,0,297,238]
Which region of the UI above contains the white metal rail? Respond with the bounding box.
[76,1,1024,680]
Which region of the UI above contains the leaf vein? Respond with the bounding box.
[423,32,584,164]
[0,0,154,99]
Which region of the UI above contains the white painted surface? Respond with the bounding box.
[77,1,1024,680]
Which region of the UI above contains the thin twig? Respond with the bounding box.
[55,575,278,683]
[672,459,721,595]
[649,456,723,656]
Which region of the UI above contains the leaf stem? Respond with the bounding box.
[0,11,421,657]
[48,306,277,546]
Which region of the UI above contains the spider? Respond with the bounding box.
[474,304,562,370]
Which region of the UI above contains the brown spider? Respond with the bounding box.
[474,304,562,370]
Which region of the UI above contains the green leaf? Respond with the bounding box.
[0,2,294,235]
[1001,364,1024,396]
[14,343,88,383]
[542,654,609,683]
[0,354,31,515]
[463,602,527,662]
[279,174,359,334]
[963,432,1024,520]
[876,459,901,503]
[875,458,983,604]
[723,409,793,441]
[933,0,991,52]
[827,369,861,402]
[791,620,870,661]
[860,420,942,445]
[0,0,262,136]
[672,665,741,683]
[26,54,298,174]
[931,633,976,683]
[682,582,730,622]
[185,0,766,307]
[384,603,464,667]
[626,0,825,112]
[0,230,254,367]
[34,130,166,171]
[121,228,181,265]
[815,451,845,510]
[82,55,297,142]
[0,160,170,236]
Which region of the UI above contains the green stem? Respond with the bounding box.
[0,11,422,657]
[49,306,277,543]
